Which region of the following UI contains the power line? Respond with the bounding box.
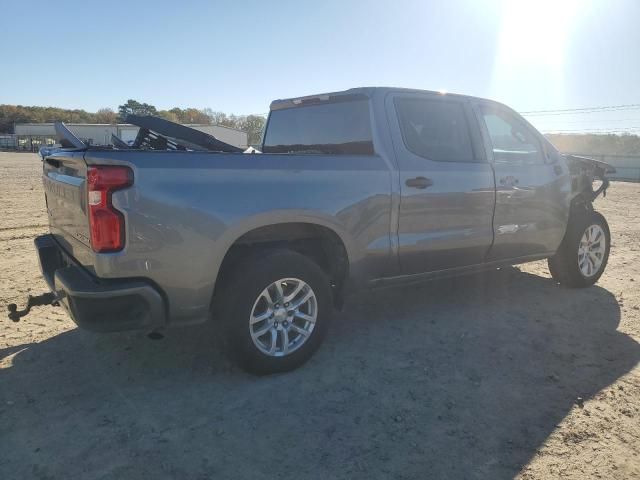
[538,128,640,133]
[530,118,640,125]
[542,127,640,134]
[528,119,640,132]
[521,103,640,116]
[521,103,640,114]
[526,109,640,117]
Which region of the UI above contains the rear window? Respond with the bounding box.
[394,97,475,162]
[262,100,374,155]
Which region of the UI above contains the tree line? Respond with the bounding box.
[0,99,266,145]
[545,133,640,156]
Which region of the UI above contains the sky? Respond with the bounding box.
[1,0,639,132]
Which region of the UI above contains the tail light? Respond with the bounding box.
[87,166,133,252]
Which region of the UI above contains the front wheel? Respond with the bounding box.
[217,250,332,375]
[548,210,610,288]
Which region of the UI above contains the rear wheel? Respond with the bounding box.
[548,210,610,287]
[217,250,332,374]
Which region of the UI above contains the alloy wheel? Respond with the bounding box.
[249,278,317,357]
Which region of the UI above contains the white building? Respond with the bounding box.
[12,123,248,150]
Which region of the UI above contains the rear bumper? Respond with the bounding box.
[35,234,167,332]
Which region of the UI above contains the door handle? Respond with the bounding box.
[499,176,519,186]
[405,176,433,189]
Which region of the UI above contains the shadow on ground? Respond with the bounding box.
[1,267,638,479]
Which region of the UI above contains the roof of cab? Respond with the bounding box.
[269,87,504,111]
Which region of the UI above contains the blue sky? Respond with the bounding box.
[1,0,639,132]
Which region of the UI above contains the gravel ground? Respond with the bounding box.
[1,152,639,479]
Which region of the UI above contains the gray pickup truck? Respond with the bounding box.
[15,87,614,374]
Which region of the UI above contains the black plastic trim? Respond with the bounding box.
[35,235,166,332]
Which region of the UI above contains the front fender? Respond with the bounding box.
[565,154,615,203]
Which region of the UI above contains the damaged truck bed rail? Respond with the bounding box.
[51,115,243,153]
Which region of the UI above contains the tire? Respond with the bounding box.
[216,249,332,375]
[548,210,610,288]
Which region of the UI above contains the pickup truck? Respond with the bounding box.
[15,87,614,374]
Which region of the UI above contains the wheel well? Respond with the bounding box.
[214,223,349,305]
[568,194,595,227]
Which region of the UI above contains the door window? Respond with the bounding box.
[480,108,544,165]
[394,97,475,162]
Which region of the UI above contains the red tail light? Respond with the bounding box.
[87,166,133,252]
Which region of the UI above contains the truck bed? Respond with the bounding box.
[43,148,394,325]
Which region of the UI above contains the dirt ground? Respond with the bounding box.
[0,152,639,480]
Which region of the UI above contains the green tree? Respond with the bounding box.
[240,115,267,145]
[157,110,180,122]
[0,105,98,132]
[0,103,268,147]
[95,108,117,124]
[180,108,210,124]
[202,109,236,128]
[117,100,158,122]
[200,110,266,145]
[546,133,640,155]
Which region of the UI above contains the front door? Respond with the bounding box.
[386,92,496,275]
[474,103,571,260]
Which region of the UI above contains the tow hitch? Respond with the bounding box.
[7,292,61,322]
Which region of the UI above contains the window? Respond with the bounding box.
[480,108,544,165]
[394,97,475,162]
[262,99,374,155]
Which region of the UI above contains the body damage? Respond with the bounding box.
[565,154,615,205]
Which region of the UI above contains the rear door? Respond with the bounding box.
[386,92,496,275]
[474,103,570,260]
